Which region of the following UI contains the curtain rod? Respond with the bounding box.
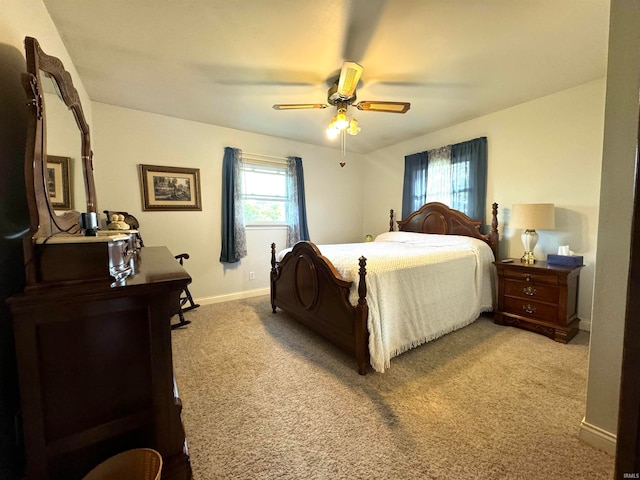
[243,152,288,161]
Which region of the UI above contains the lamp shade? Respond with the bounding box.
[510,203,555,230]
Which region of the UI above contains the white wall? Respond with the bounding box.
[0,0,92,126]
[362,79,606,326]
[91,102,366,302]
[580,0,640,454]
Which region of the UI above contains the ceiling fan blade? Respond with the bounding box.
[342,0,387,62]
[336,61,363,99]
[272,104,329,110]
[356,101,411,113]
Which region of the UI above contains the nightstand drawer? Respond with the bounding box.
[500,267,559,285]
[503,297,559,323]
[504,279,559,304]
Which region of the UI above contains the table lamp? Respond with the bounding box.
[510,203,555,264]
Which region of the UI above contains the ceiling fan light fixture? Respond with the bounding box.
[334,109,349,130]
[347,118,361,136]
[326,125,340,138]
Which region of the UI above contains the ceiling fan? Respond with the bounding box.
[272,61,411,138]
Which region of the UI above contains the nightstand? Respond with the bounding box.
[493,260,583,343]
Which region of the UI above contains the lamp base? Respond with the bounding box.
[520,229,539,264]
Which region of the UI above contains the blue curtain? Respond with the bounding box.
[292,157,310,241]
[220,147,246,263]
[451,137,487,223]
[401,151,428,219]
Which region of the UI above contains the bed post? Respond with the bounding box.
[270,243,277,313]
[355,256,369,375]
[489,203,499,258]
[488,202,499,260]
[389,209,394,232]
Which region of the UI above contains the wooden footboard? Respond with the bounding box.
[270,241,370,375]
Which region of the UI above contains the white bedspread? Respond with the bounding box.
[279,232,496,372]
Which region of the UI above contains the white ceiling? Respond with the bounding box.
[42,0,610,154]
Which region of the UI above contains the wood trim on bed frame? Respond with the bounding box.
[270,202,499,374]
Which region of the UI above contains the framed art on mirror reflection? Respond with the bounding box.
[46,155,72,210]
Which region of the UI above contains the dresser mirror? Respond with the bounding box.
[41,71,86,212]
[22,36,98,284]
[23,36,97,232]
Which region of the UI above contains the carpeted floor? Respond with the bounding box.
[171,296,614,480]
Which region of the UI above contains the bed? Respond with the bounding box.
[269,202,499,374]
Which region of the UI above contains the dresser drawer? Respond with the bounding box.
[504,279,559,304]
[500,267,559,285]
[503,296,559,323]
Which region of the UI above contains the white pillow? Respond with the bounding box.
[374,231,484,248]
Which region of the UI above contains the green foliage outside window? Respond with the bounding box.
[243,200,285,223]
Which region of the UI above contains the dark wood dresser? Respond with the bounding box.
[8,247,192,480]
[494,260,583,343]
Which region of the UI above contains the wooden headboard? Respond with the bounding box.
[390,202,499,259]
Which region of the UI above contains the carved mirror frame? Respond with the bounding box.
[22,36,98,283]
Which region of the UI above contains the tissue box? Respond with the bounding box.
[547,254,583,267]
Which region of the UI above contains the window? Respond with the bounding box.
[241,161,288,225]
[402,137,487,222]
[425,153,471,213]
[221,148,308,261]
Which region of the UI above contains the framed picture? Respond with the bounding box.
[46,155,72,210]
[139,164,202,211]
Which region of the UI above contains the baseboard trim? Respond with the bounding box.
[196,288,270,306]
[579,418,616,455]
[579,318,592,331]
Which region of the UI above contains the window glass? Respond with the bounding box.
[451,160,470,213]
[242,163,287,224]
[425,157,452,206]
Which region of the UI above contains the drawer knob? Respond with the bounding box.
[523,286,537,296]
[523,274,535,282]
[523,304,537,315]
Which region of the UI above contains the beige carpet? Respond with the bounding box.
[171,296,613,480]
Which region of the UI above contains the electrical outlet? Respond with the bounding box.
[249,271,255,280]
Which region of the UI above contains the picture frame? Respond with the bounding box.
[139,164,202,211]
[46,155,72,210]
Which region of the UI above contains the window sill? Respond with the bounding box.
[245,225,288,231]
